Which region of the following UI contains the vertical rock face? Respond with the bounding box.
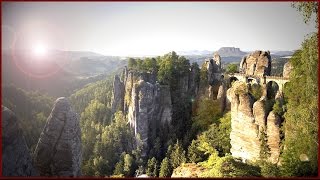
[283,61,293,78]
[227,81,261,162]
[205,53,223,86]
[2,106,39,176]
[188,64,200,96]
[33,97,82,176]
[253,99,267,132]
[267,111,281,164]
[240,50,271,76]
[217,83,227,112]
[111,75,125,114]
[128,80,172,157]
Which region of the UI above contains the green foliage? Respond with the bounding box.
[281,33,318,176]
[249,84,262,101]
[259,128,271,160]
[199,63,208,88]
[196,112,232,156]
[225,64,238,73]
[187,140,204,163]
[82,111,136,176]
[128,58,137,69]
[70,76,114,115]
[146,157,158,177]
[273,100,284,116]
[169,140,187,169]
[257,160,280,177]
[159,157,171,177]
[200,154,261,177]
[2,85,54,151]
[191,98,222,134]
[292,2,318,27]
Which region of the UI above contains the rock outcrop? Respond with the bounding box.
[267,111,281,164]
[283,61,293,78]
[228,81,283,163]
[2,106,38,176]
[111,75,125,113]
[240,50,271,76]
[128,80,172,157]
[227,81,261,162]
[33,97,82,176]
[204,53,223,86]
[171,163,206,177]
[217,83,227,112]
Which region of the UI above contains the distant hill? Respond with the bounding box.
[216,47,247,57]
[270,50,294,57]
[2,49,127,97]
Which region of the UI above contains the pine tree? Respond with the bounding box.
[169,140,186,169]
[159,157,171,177]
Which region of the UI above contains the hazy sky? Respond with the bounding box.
[2,2,317,56]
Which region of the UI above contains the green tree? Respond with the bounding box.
[292,2,318,27]
[146,157,158,177]
[280,2,318,176]
[226,64,238,73]
[128,58,137,69]
[169,140,187,169]
[187,139,204,163]
[159,157,171,177]
[124,153,134,176]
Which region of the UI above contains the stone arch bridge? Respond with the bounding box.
[226,73,290,93]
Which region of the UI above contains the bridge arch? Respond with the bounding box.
[266,81,279,100]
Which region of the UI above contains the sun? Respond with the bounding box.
[33,43,48,56]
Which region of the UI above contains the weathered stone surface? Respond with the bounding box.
[217,83,227,112]
[2,106,39,176]
[253,99,267,132]
[227,81,261,162]
[240,50,271,76]
[127,80,172,157]
[33,97,82,176]
[283,61,293,78]
[188,65,200,96]
[111,75,125,114]
[204,53,223,86]
[267,111,281,164]
[171,163,206,177]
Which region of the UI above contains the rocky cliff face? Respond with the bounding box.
[204,53,223,86]
[267,111,281,164]
[240,50,271,76]
[227,81,282,163]
[111,75,125,113]
[2,106,39,176]
[33,97,82,176]
[283,61,293,78]
[127,79,172,157]
[227,81,261,162]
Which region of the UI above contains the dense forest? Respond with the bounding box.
[2,2,318,178]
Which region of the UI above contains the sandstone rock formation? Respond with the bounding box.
[228,81,282,163]
[171,163,206,177]
[127,80,172,157]
[227,81,261,162]
[111,75,125,113]
[267,111,281,164]
[33,97,82,176]
[283,61,293,78]
[240,50,271,76]
[217,83,227,112]
[2,106,39,176]
[204,53,223,86]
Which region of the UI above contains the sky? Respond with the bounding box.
[2,2,317,56]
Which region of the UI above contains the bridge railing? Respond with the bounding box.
[227,73,289,81]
